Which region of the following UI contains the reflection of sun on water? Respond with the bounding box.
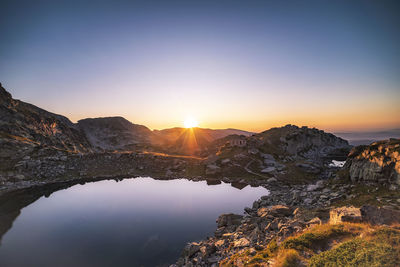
[184,117,198,128]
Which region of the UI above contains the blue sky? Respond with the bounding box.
[1,0,399,131]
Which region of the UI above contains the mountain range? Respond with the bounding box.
[0,83,252,156]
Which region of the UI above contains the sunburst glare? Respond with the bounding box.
[184,117,198,128]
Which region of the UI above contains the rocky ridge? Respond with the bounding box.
[0,83,354,196]
[77,117,152,151]
[203,125,352,184]
[344,138,400,187]
[0,83,92,155]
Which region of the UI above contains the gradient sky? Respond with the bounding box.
[1,0,399,132]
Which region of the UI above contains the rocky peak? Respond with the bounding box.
[0,83,12,104]
[0,84,92,155]
[77,117,153,151]
[257,124,351,161]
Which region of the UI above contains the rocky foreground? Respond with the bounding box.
[173,183,400,266]
[173,203,400,266]
[171,139,400,266]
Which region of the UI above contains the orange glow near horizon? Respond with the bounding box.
[3,0,400,137]
[60,81,400,134]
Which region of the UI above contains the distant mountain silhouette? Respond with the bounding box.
[0,83,252,155]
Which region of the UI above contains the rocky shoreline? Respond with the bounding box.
[172,181,400,267]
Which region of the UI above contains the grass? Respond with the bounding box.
[278,162,318,184]
[331,184,400,208]
[222,223,400,267]
[281,224,354,251]
[275,249,302,267]
[220,239,279,266]
[309,227,400,267]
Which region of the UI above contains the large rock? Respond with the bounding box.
[345,139,400,186]
[233,238,250,248]
[182,242,200,257]
[360,205,400,225]
[330,205,400,225]
[329,206,362,224]
[216,214,243,228]
[257,205,292,217]
[306,180,324,191]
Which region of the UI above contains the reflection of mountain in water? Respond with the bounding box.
[0,183,68,244]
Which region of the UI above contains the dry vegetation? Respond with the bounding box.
[220,223,400,267]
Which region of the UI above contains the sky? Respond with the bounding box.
[0,0,399,132]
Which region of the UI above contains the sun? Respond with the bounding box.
[184,117,199,128]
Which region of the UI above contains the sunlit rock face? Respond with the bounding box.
[345,139,400,186]
[258,124,351,161]
[0,83,92,156]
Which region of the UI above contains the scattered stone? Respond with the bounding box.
[307,180,324,191]
[261,167,276,173]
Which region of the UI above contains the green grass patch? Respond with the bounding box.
[309,226,400,267]
[276,249,302,267]
[282,224,353,251]
[332,184,400,208]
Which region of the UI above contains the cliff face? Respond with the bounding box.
[77,117,152,151]
[0,83,92,158]
[345,139,400,186]
[200,125,352,183]
[256,124,351,161]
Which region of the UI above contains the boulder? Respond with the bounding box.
[217,214,243,228]
[329,206,362,224]
[233,238,250,248]
[183,242,200,257]
[360,205,400,225]
[345,139,400,186]
[257,205,292,217]
[200,244,216,257]
[269,205,292,216]
[306,180,324,191]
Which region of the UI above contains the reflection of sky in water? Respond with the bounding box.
[0,177,269,267]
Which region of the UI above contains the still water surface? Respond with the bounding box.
[0,177,269,267]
